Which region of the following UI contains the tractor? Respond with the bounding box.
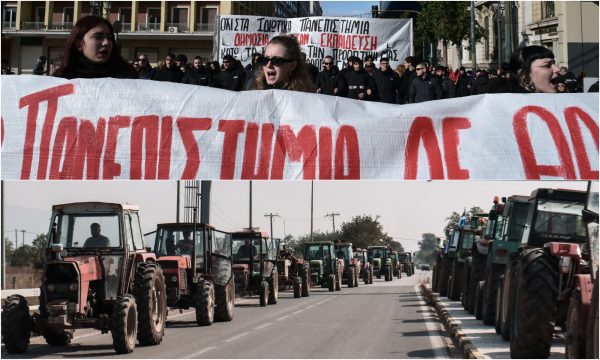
[461,212,489,317]
[2,202,167,354]
[367,245,392,281]
[444,220,481,302]
[304,241,344,291]
[231,229,279,306]
[501,188,587,358]
[148,222,234,326]
[564,182,598,359]
[277,242,310,298]
[398,252,412,277]
[390,251,401,279]
[354,248,373,284]
[334,241,360,287]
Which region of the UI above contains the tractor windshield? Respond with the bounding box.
[52,213,120,248]
[155,228,206,268]
[533,199,585,242]
[506,202,530,242]
[232,235,261,260]
[336,246,351,261]
[460,231,475,250]
[305,244,331,260]
[211,230,232,286]
[485,212,504,241]
[369,248,383,259]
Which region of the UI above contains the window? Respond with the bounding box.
[118,7,132,30]
[198,7,218,32]
[35,7,45,23]
[170,6,189,30]
[2,6,16,28]
[542,1,555,18]
[146,8,161,31]
[129,213,145,250]
[63,7,74,25]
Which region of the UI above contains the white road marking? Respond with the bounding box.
[255,322,273,330]
[415,284,450,359]
[276,315,290,321]
[225,331,249,343]
[292,309,304,315]
[306,304,315,309]
[186,345,217,358]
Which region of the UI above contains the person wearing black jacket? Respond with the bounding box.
[182,56,213,86]
[152,53,184,83]
[400,56,417,104]
[408,63,442,103]
[243,53,261,90]
[435,66,455,99]
[345,58,376,100]
[336,55,358,97]
[372,57,402,103]
[315,55,339,95]
[214,54,245,91]
[471,69,489,95]
[454,67,470,97]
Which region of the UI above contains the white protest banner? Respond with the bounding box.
[1,75,598,181]
[213,15,412,69]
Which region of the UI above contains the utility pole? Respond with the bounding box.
[310,181,314,242]
[249,181,253,229]
[264,213,280,241]
[15,229,18,249]
[324,212,340,234]
[21,229,25,248]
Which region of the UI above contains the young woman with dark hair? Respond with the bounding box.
[510,45,560,93]
[250,35,315,92]
[53,15,137,79]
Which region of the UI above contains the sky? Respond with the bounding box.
[320,1,379,17]
[2,181,593,253]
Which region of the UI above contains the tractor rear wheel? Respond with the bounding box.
[335,271,342,291]
[448,261,463,301]
[566,289,585,358]
[2,295,32,353]
[301,264,310,297]
[134,262,166,345]
[438,258,451,297]
[363,268,369,284]
[328,275,336,292]
[268,273,278,305]
[495,278,503,334]
[369,268,373,284]
[260,280,269,306]
[501,255,520,341]
[347,268,355,288]
[214,277,234,322]
[462,257,472,311]
[483,258,503,325]
[293,276,302,298]
[474,281,484,320]
[354,266,359,287]
[510,248,557,359]
[112,294,137,354]
[195,280,215,326]
[587,274,599,359]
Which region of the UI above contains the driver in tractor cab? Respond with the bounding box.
[280,244,297,262]
[336,249,345,259]
[84,223,110,247]
[237,239,258,259]
[165,234,176,255]
[176,231,194,255]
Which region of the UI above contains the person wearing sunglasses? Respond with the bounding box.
[315,55,340,96]
[136,53,156,79]
[214,54,246,91]
[408,63,442,103]
[249,35,314,92]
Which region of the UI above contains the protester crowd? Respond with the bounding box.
[13,15,597,100]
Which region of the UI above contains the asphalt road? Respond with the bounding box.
[2,270,453,359]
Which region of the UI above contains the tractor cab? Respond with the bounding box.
[304,241,343,291]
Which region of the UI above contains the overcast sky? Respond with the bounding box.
[2,181,592,252]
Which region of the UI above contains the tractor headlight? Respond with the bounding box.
[47,283,56,292]
[68,283,78,291]
[171,276,178,282]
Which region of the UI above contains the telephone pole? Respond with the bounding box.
[264,213,280,241]
[21,230,25,248]
[324,212,340,234]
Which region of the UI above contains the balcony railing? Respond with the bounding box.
[49,22,73,31]
[119,22,132,32]
[166,22,189,32]
[138,23,161,31]
[2,21,16,30]
[195,23,215,32]
[21,22,45,30]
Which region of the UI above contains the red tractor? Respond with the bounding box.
[2,202,167,354]
[231,229,279,306]
[148,222,235,326]
[354,248,373,284]
[334,241,361,287]
[277,242,310,298]
[565,183,598,358]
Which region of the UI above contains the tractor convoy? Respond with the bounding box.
[432,184,599,359]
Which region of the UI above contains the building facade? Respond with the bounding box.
[439,1,598,77]
[1,1,322,74]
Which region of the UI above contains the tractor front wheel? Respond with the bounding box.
[301,264,311,297]
[268,273,279,305]
[347,268,355,288]
[112,294,137,354]
[260,281,269,306]
[134,262,166,345]
[328,275,336,292]
[2,295,32,354]
[565,289,585,358]
[293,276,302,298]
[587,274,599,359]
[195,280,215,326]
